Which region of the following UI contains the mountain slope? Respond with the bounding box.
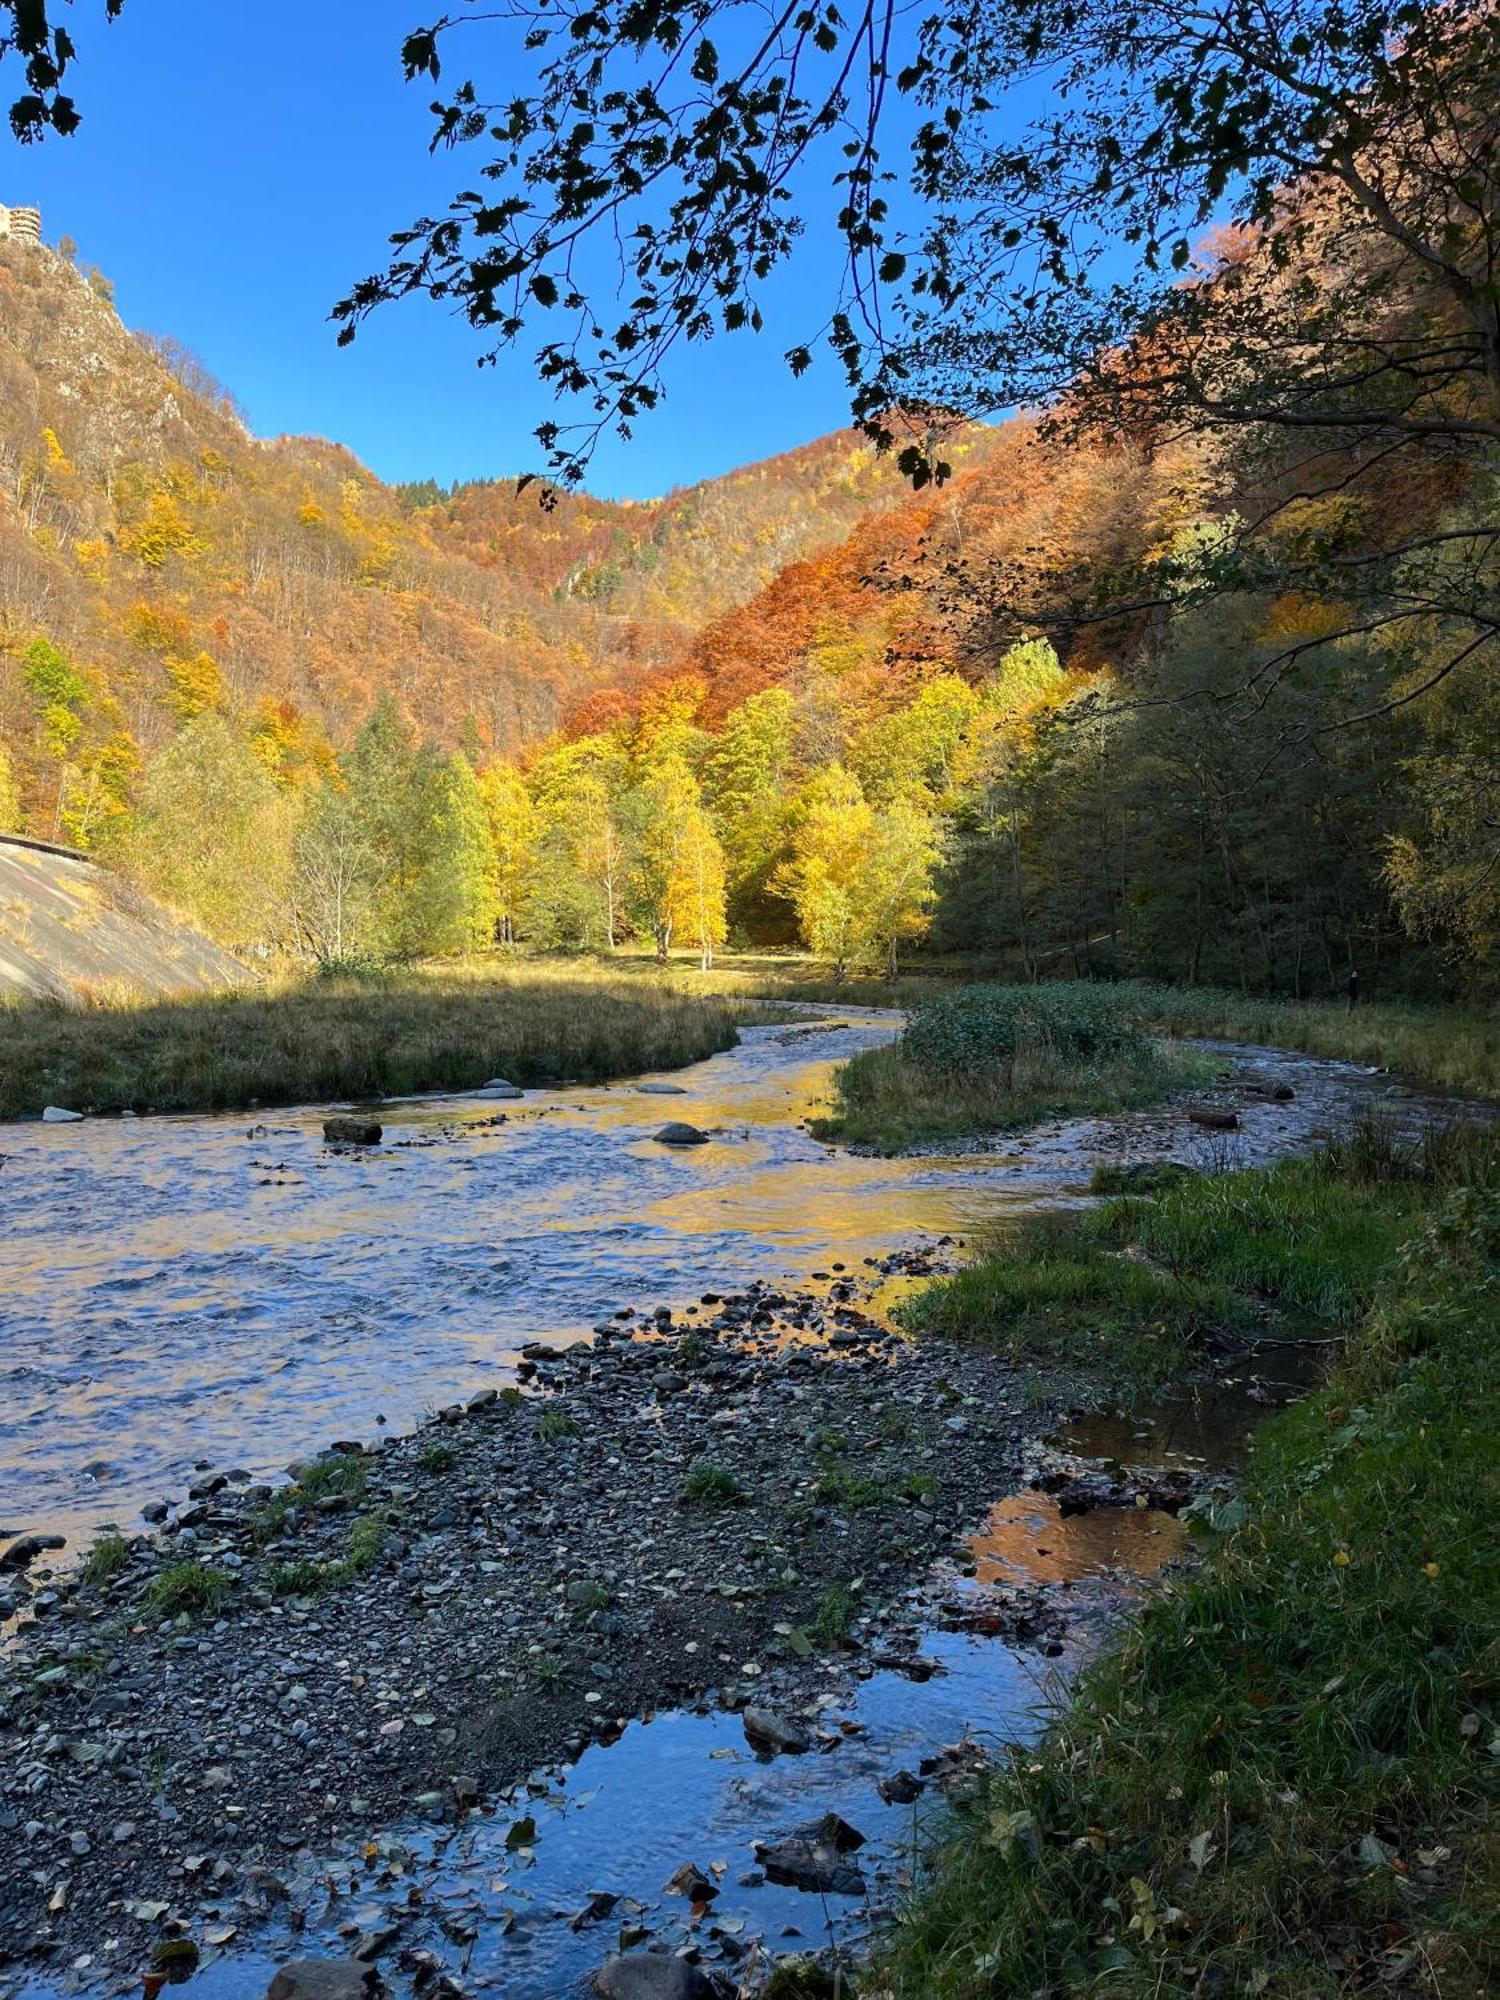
[0,236,913,839]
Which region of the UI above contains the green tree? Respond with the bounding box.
[0,736,20,831]
[125,714,294,953]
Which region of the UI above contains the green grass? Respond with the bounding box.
[875,1148,1500,1997]
[266,1514,387,1597]
[251,1451,368,1542]
[810,1582,861,1645]
[0,959,756,1118]
[79,1530,129,1584]
[142,1561,233,1620]
[416,1439,456,1473]
[681,1459,744,1508]
[533,1405,580,1443]
[904,1117,1495,1399]
[813,1034,1221,1153]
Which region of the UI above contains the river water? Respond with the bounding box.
[0,1013,1480,2000]
[0,1012,1466,1551]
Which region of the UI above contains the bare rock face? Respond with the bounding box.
[323,1117,382,1146]
[652,1122,710,1147]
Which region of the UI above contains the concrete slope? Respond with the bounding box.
[0,836,247,1001]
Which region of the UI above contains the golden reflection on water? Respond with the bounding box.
[967,1491,1189,1587]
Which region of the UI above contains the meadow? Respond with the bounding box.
[0,959,758,1118]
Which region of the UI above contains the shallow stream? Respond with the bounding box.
[0,1011,1459,1551]
[0,1012,1475,1999]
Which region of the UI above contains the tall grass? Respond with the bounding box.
[0,960,757,1118]
[700,963,1500,1100]
[904,1116,1497,1396]
[876,1137,1500,1996]
[810,982,1222,1151]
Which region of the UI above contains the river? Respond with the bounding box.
[0,1011,1462,1551]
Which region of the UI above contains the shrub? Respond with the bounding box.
[681,1459,744,1507]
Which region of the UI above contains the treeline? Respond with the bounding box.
[4,576,1492,998]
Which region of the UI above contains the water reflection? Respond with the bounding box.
[967,1491,1189,1587]
[0,1015,1455,1546]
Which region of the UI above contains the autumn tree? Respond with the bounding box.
[635,751,726,962]
[0,736,20,830]
[125,713,295,953]
[478,760,538,945]
[774,766,879,978]
[705,689,797,937]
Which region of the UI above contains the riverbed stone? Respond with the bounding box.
[742,1707,811,1756]
[41,1106,83,1123]
[322,1117,382,1146]
[266,1960,378,2000]
[652,1122,710,1146]
[594,1955,730,2000]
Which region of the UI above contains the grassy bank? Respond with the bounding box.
[0,961,755,1118]
[809,983,1223,1152]
[875,1126,1500,1997]
[811,1037,1218,1153]
[902,1121,1490,1398]
[699,963,1500,1102]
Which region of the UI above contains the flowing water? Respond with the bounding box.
[0,1012,1467,1550]
[0,1012,1479,1998]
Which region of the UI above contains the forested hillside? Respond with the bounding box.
[0,233,915,849]
[1,151,1494,998]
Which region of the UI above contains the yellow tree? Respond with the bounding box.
[864,799,942,976]
[0,738,20,832]
[637,751,725,961]
[478,760,539,945]
[773,764,879,979]
[673,800,729,970]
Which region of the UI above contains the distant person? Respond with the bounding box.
[1345,968,1360,1011]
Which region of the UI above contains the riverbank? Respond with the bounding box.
[801,978,1499,1153]
[873,1123,1500,1996]
[0,963,760,1118]
[0,1259,1081,1979]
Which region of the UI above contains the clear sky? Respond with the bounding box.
[1,0,875,498]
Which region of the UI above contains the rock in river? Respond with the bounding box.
[742,1706,811,1756]
[594,1955,730,2000]
[42,1106,83,1123]
[477,1078,524,1098]
[756,1823,868,1897]
[652,1122,710,1147]
[266,1960,379,2000]
[323,1117,383,1146]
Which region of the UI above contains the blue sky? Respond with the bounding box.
[2,0,880,498]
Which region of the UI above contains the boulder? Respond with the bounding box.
[2,1532,65,1572]
[756,1827,867,1897]
[594,1957,729,2000]
[477,1078,524,1099]
[742,1706,811,1756]
[652,1122,710,1147]
[637,1083,688,1096]
[323,1117,383,1146]
[266,1961,378,2000]
[1187,1107,1239,1131]
[41,1106,83,1123]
